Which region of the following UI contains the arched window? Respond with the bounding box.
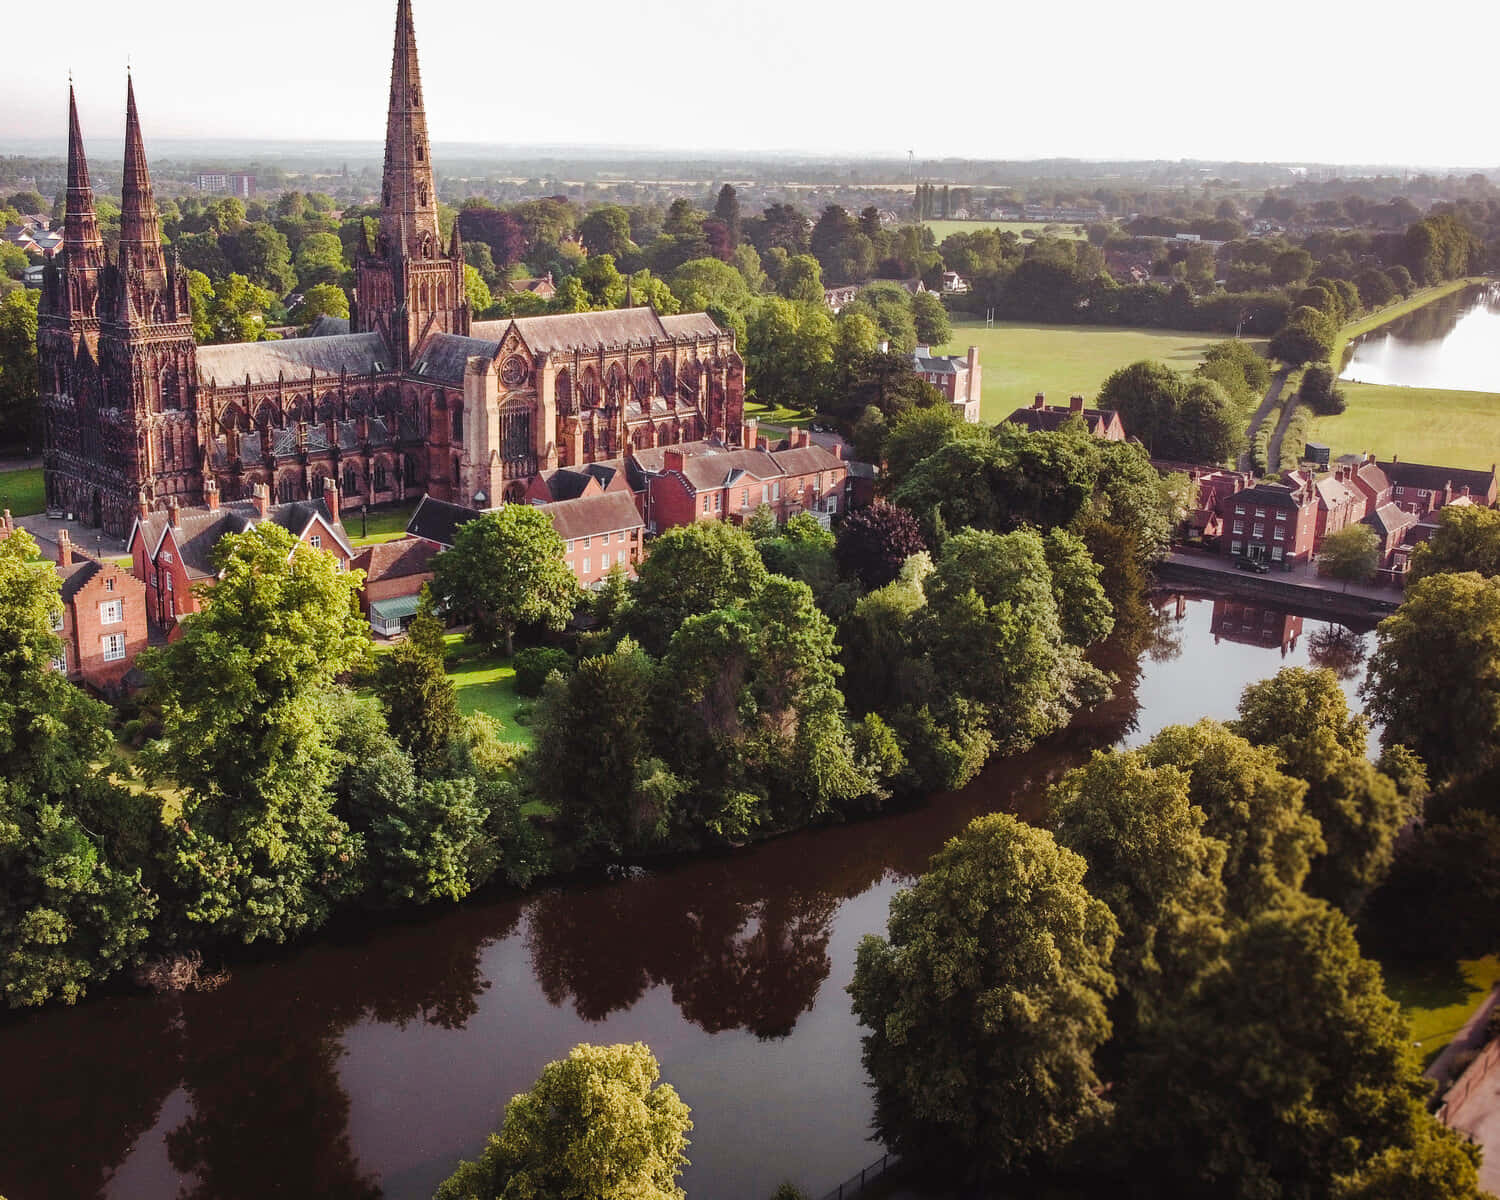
[160,364,180,411]
[451,405,463,442]
[343,464,359,496]
[632,360,650,401]
[278,475,299,504]
[418,186,428,207]
[404,454,419,486]
[658,359,674,398]
[556,368,574,416]
[317,396,337,422]
[579,367,599,407]
[605,363,625,405]
[374,461,388,491]
[452,457,461,486]
[415,141,424,162]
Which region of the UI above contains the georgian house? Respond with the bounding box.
[1221,476,1319,566]
[1006,393,1126,441]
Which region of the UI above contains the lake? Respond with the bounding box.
[0,590,1376,1200]
[1341,284,1500,393]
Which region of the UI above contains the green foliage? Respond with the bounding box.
[911,290,951,345]
[374,641,462,775]
[1096,359,1244,462]
[289,282,349,328]
[407,585,447,663]
[511,646,571,697]
[1233,668,1411,911]
[1318,524,1381,585]
[432,1043,692,1200]
[1409,505,1500,582]
[625,521,768,655]
[1366,572,1500,783]
[776,254,824,303]
[1197,338,1271,409]
[1270,305,1336,366]
[431,506,577,655]
[1331,1123,1486,1200]
[849,813,1117,1185]
[0,289,40,450]
[744,297,833,413]
[1298,363,1347,415]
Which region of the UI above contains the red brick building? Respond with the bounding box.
[127,479,353,632]
[545,492,646,588]
[1222,476,1319,567]
[1006,394,1127,441]
[352,538,440,636]
[1210,597,1304,654]
[913,346,982,424]
[46,529,148,693]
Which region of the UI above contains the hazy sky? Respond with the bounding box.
[5,0,1493,168]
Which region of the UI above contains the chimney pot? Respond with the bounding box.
[205,478,220,512]
[663,447,685,475]
[137,489,150,520]
[253,483,270,518]
[1033,393,1046,410]
[56,528,73,567]
[323,476,341,524]
[1069,394,1085,412]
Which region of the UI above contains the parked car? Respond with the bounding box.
[1236,556,1271,573]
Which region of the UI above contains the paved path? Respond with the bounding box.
[1166,549,1400,606]
[1240,368,1289,472]
[1266,380,1305,472]
[9,511,128,561]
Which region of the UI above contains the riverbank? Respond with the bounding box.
[1328,277,1484,373]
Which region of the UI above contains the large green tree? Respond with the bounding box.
[1409,505,1500,582]
[1365,572,1500,782]
[433,1043,692,1200]
[374,640,462,775]
[0,288,39,451]
[1319,524,1381,588]
[624,521,767,655]
[849,813,1117,1185]
[431,506,577,655]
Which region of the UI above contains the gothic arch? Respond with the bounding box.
[579,366,599,408]
[632,360,650,401]
[503,481,526,504]
[342,461,360,497]
[276,472,303,504]
[372,459,390,492]
[658,359,674,399]
[605,362,625,406]
[556,368,574,416]
[219,402,248,433]
[317,396,338,422]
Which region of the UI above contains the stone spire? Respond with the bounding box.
[63,85,104,272]
[118,73,165,283]
[379,0,440,258]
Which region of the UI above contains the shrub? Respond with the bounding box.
[513,647,571,697]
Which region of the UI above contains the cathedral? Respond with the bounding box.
[40,0,745,538]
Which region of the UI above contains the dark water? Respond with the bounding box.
[0,591,1374,1200]
[1341,284,1500,392]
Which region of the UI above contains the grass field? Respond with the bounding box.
[925,219,1087,242]
[443,636,533,745]
[744,399,814,428]
[935,319,1264,423]
[1307,383,1500,472]
[0,468,45,517]
[1380,953,1500,1067]
[348,502,418,547]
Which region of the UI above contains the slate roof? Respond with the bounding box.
[630,440,843,492]
[306,315,352,337]
[57,558,102,603]
[1314,475,1361,510]
[1006,406,1121,437]
[410,333,499,385]
[197,333,391,387]
[1380,459,1498,499]
[1365,502,1419,542]
[540,492,644,542]
[914,355,961,374]
[132,497,352,579]
[405,495,481,547]
[353,537,439,582]
[658,313,723,339]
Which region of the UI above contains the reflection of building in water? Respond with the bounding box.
[1211,597,1303,655]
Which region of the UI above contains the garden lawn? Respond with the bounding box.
[744,399,813,428]
[443,638,533,745]
[925,219,1087,242]
[1307,383,1500,473]
[348,502,419,547]
[0,467,45,517]
[1379,954,1500,1068]
[935,320,1265,424]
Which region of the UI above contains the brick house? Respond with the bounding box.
[913,346,983,423]
[1381,457,1499,515]
[1312,465,1364,548]
[352,538,440,636]
[1222,476,1319,566]
[629,432,848,534]
[544,492,646,588]
[127,478,353,632]
[1210,596,1304,654]
[1007,393,1127,441]
[36,527,149,694]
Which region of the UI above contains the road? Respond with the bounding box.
[1240,367,1289,472]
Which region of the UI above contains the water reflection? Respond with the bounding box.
[1341,284,1500,392]
[0,588,1379,1200]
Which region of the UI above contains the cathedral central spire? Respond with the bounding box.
[380,0,440,258]
[118,74,166,282]
[64,85,104,273]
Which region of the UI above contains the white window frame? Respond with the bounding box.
[101,633,126,662]
[99,599,123,625]
[51,650,67,672]
[1230,540,1242,556]
[582,557,590,574]
[48,607,64,632]
[309,534,322,550]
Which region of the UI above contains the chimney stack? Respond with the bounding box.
[967,345,980,371]
[167,497,181,529]
[137,489,150,520]
[1033,393,1046,410]
[663,447,685,475]
[205,477,220,512]
[1069,394,1085,413]
[56,528,73,567]
[742,416,759,450]
[323,476,341,524]
[252,482,270,518]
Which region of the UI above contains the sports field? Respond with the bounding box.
[925,219,1087,242]
[936,320,1263,423]
[1307,382,1500,472]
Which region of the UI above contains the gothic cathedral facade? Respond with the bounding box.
[40,0,745,538]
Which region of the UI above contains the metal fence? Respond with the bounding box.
[817,1153,897,1200]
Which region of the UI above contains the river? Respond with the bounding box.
[1340,283,1500,392]
[0,590,1377,1200]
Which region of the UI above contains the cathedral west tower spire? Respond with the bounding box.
[118,74,167,287]
[380,0,441,257]
[63,86,105,276]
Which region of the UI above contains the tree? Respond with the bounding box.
[713,184,741,248]
[1298,363,1347,415]
[202,273,277,344]
[1096,360,1183,455]
[463,264,492,314]
[374,640,462,775]
[0,289,39,451]
[911,291,950,346]
[1269,305,1336,366]
[139,523,370,945]
[849,813,1117,1185]
[668,257,751,314]
[1332,1123,1486,1200]
[226,222,295,295]
[578,205,634,258]
[430,506,577,656]
[1175,377,1246,464]
[1410,505,1500,582]
[1318,524,1380,588]
[433,1043,692,1200]
[834,502,926,589]
[1234,668,1411,910]
[0,529,155,1006]
[1119,893,1469,1200]
[1365,572,1500,782]
[625,521,768,654]
[289,283,349,329]
[1050,751,1226,1034]
[291,231,344,287]
[777,254,824,303]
